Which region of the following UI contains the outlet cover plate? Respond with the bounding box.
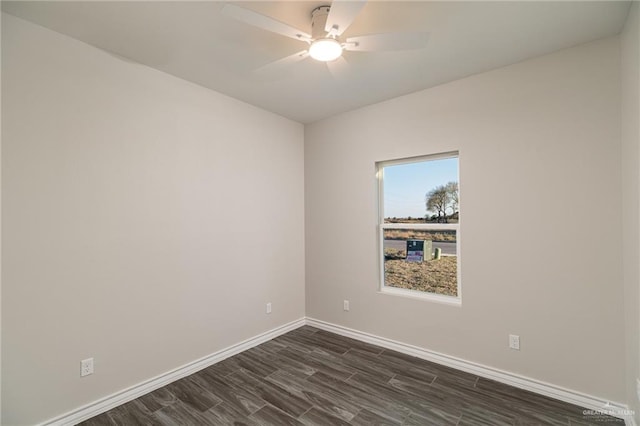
[636,378,640,401]
[81,358,94,377]
[509,334,520,350]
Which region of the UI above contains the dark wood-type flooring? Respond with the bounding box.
[80,326,623,425]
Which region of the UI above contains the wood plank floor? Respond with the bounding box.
[80,326,624,425]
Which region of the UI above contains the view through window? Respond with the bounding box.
[378,152,460,300]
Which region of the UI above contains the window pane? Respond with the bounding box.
[383,157,459,224]
[383,228,458,296]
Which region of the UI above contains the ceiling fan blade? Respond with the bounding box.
[254,50,309,75]
[324,0,367,37]
[326,56,350,79]
[345,32,429,52]
[222,4,311,43]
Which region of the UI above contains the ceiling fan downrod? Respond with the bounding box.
[311,6,334,39]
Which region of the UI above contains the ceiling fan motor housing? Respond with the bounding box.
[311,6,331,39]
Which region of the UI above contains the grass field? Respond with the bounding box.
[384,229,456,242]
[385,215,459,224]
[384,248,458,296]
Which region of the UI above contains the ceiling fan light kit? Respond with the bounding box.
[309,38,342,62]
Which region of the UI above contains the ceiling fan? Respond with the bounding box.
[222,0,429,77]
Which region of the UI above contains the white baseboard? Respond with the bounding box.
[305,317,635,425]
[38,316,637,426]
[39,318,306,426]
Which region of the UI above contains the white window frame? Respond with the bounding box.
[376,151,461,306]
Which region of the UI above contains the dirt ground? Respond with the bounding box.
[384,252,458,296]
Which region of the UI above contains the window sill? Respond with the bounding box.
[379,286,462,306]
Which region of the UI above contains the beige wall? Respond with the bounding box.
[1,7,3,421]
[1,13,305,425]
[622,1,640,423]
[305,37,626,403]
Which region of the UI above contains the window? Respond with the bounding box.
[377,152,460,304]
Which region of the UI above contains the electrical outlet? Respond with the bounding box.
[343,300,350,311]
[266,302,272,314]
[81,358,94,377]
[509,334,520,350]
[636,378,640,401]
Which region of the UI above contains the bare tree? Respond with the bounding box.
[426,186,449,223]
[426,181,459,223]
[445,181,459,216]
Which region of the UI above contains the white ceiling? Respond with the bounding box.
[2,1,631,123]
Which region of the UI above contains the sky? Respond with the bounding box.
[383,157,458,219]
